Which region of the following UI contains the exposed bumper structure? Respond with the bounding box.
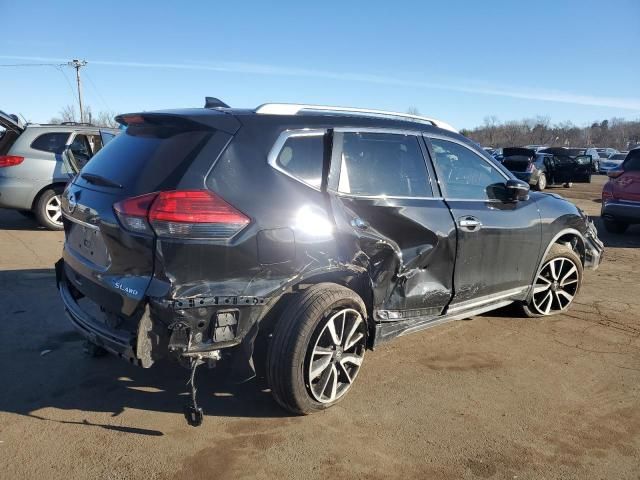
[56,259,140,364]
[584,220,604,269]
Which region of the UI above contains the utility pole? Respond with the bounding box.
[68,59,88,123]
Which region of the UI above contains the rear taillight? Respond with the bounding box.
[114,190,249,239]
[113,192,158,235]
[0,155,24,167]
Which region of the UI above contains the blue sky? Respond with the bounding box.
[1,0,639,129]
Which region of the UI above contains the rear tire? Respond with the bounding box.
[603,218,628,234]
[266,283,367,414]
[35,187,64,230]
[520,244,583,318]
[534,173,547,191]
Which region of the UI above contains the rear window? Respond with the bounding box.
[31,132,70,153]
[624,151,640,171]
[74,124,213,194]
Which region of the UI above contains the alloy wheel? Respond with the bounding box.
[538,174,546,190]
[46,195,63,226]
[307,308,366,403]
[531,257,579,315]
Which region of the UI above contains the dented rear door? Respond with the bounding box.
[328,129,456,318]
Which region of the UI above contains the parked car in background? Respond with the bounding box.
[596,147,619,160]
[56,100,603,423]
[601,148,640,233]
[0,111,118,229]
[501,147,550,190]
[537,147,594,184]
[523,144,548,152]
[599,152,627,174]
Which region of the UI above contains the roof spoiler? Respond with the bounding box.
[204,97,230,109]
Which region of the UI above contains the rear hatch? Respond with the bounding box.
[61,112,238,316]
[0,110,24,156]
[502,157,532,172]
[501,148,535,172]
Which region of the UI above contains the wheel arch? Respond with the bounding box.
[525,228,586,301]
[257,268,374,345]
[30,182,67,210]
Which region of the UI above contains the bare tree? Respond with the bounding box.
[464,116,640,150]
[406,107,421,116]
[48,104,118,127]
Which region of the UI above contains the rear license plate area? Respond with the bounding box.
[68,224,110,267]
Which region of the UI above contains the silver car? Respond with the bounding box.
[0,111,118,229]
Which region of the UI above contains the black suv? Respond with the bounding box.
[56,101,603,424]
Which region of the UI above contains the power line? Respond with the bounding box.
[0,63,66,67]
[84,70,112,112]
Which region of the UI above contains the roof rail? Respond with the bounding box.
[255,103,458,133]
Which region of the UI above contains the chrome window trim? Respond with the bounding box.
[266,128,327,192]
[329,128,436,200]
[332,191,445,201]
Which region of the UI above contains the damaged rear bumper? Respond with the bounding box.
[56,259,141,364]
[56,259,268,373]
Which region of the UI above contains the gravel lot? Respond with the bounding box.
[1,175,638,480]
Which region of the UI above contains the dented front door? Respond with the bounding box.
[327,129,456,318]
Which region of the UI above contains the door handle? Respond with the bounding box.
[458,216,482,232]
[350,217,370,230]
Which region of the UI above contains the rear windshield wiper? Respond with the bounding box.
[80,173,123,189]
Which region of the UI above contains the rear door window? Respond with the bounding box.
[331,132,432,197]
[271,131,324,189]
[31,132,70,153]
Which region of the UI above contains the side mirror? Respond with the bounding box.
[505,179,530,201]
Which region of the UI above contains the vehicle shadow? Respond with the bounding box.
[589,214,640,248]
[0,268,289,437]
[0,209,48,231]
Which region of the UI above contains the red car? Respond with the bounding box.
[601,148,640,233]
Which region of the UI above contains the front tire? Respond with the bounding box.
[266,283,367,414]
[35,187,64,230]
[520,244,583,318]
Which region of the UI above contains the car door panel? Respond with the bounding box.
[425,136,543,307]
[327,130,457,319]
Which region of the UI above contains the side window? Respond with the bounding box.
[68,134,93,169]
[30,132,70,153]
[272,132,324,188]
[429,138,507,200]
[334,132,432,197]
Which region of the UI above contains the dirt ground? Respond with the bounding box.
[0,175,638,480]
